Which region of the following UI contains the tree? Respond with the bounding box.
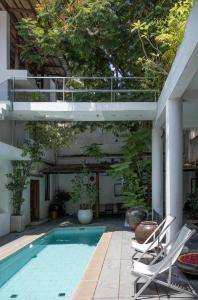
[17,0,176,77]
[131,0,194,89]
[109,127,151,208]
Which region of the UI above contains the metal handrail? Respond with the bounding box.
[3,76,159,102]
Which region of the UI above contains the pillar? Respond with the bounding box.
[0,11,10,70]
[152,126,163,220]
[166,98,183,242]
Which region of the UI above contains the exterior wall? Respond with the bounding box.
[22,174,55,226]
[188,131,198,162]
[0,160,11,236]
[99,173,122,213]
[57,173,121,215]
[0,120,13,145]
[57,128,123,162]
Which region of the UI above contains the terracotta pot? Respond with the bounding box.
[135,221,159,244]
[126,207,147,231]
[51,211,58,220]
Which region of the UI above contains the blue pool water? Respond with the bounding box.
[0,226,105,300]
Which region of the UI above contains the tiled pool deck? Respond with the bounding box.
[0,217,197,300]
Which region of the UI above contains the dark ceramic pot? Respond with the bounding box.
[135,221,159,244]
[177,252,198,276]
[126,207,147,231]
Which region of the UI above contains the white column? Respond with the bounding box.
[152,126,163,219]
[166,98,183,242]
[0,11,10,70]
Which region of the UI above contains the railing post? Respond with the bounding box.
[12,76,14,109]
[110,78,113,102]
[63,78,65,101]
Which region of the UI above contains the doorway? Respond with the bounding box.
[30,180,40,222]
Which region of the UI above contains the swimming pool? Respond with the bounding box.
[0,226,105,300]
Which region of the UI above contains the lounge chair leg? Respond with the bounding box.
[133,276,140,298]
[134,276,154,299]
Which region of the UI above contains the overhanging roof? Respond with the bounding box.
[0,1,67,76]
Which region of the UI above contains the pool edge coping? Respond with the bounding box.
[71,230,112,300]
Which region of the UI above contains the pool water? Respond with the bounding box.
[0,227,105,300]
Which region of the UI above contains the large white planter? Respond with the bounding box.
[10,215,25,233]
[77,209,93,224]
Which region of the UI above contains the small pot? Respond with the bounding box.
[135,221,159,244]
[126,207,147,231]
[77,209,93,224]
[50,211,58,220]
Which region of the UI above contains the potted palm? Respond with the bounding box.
[71,171,96,224]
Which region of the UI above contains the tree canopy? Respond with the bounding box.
[18,0,193,80]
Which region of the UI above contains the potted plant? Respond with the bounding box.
[49,190,71,219]
[6,161,31,232]
[71,170,96,224]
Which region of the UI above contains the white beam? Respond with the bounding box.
[1,101,157,121]
[165,99,183,242]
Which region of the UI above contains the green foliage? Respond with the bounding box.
[26,121,78,154]
[71,167,96,210]
[184,190,198,219]
[54,190,71,204]
[131,0,194,88]
[82,143,103,160]
[17,0,176,77]
[109,127,151,209]
[6,160,32,215]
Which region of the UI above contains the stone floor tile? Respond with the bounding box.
[119,260,133,298]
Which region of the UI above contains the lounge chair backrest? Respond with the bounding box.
[158,215,175,240]
[150,225,194,274]
[146,215,175,248]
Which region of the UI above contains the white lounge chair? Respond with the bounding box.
[132,225,197,299]
[131,215,176,259]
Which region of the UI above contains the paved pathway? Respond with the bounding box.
[93,228,197,300]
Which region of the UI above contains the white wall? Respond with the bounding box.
[57,128,124,159]
[22,174,55,226]
[99,174,122,211]
[0,160,11,236]
[0,120,13,145]
[57,172,122,215]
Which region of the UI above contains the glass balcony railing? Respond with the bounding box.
[0,77,159,103]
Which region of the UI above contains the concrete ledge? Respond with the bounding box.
[72,231,112,300]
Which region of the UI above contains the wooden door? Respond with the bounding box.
[30,180,40,221]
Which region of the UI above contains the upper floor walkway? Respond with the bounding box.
[0,76,158,122]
